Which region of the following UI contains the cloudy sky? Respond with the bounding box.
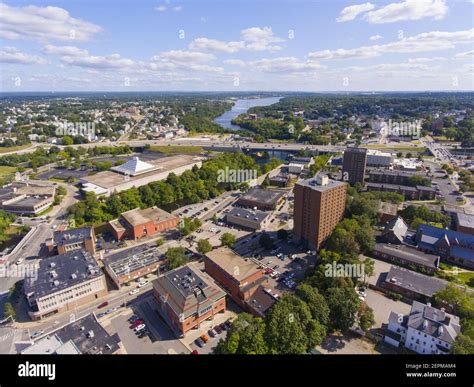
[0,0,473,92]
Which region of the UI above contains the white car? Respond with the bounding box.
[15,258,23,265]
[129,288,139,296]
[134,324,146,332]
[137,281,149,288]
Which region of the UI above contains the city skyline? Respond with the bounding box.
[0,0,473,92]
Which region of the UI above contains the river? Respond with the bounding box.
[214,96,281,130]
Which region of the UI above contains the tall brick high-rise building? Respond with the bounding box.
[293,175,346,250]
[342,147,367,185]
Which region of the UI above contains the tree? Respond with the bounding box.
[3,302,16,320]
[433,283,474,320]
[358,302,375,332]
[259,233,274,250]
[277,229,288,240]
[156,238,164,247]
[215,313,268,354]
[295,284,330,327]
[62,136,74,146]
[265,294,325,354]
[326,286,360,332]
[165,247,188,269]
[197,239,212,255]
[220,232,236,248]
[451,334,474,354]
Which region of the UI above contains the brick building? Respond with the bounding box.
[109,207,178,241]
[46,227,96,256]
[152,263,226,337]
[293,175,346,250]
[204,247,268,312]
[342,147,367,185]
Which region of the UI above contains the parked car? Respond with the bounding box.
[208,329,217,338]
[30,330,45,339]
[214,325,223,334]
[134,324,146,332]
[191,349,200,355]
[200,334,209,343]
[130,320,143,329]
[195,337,205,347]
[97,301,109,309]
[129,288,139,295]
[137,280,149,288]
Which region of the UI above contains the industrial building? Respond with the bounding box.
[109,207,178,241]
[0,182,56,215]
[293,175,346,250]
[80,154,203,196]
[366,149,393,167]
[24,249,107,321]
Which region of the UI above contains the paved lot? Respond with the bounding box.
[365,288,412,328]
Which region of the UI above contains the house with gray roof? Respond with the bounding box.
[384,301,461,354]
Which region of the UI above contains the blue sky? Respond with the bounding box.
[1,0,473,91]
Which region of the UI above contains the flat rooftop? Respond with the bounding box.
[82,154,200,189]
[121,207,176,227]
[205,246,261,282]
[104,244,164,278]
[385,266,447,298]
[373,243,439,269]
[456,212,474,229]
[53,227,93,246]
[238,188,285,206]
[227,207,270,223]
[297,175,346,192]
[25,249,103,299]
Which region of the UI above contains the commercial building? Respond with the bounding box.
[366,182,436,200]
[366,149,393,167]
[293,175,346,250]
[80,155,203,196]
[21,314,122,354]
[382,266,447,302]
[225,207,271,231]
[342,147,367,185]
[454,212,474,236]
[24,249,107,321]
[46,227,96,256]
[415,224,474,269]
[152,263,226,336]
[269,173,290,187]
[368,170,431,186]
[372,244,440,273]
[237,188,286,211]
[0,182,56,215]
[204,247,268,312]
[289,156,314,168]
[384,301,460,354]
[109,207,178,241]
[103,244,165,288]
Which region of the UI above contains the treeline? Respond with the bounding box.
[179,100,234,134]
[68,152,261,225]
[0,145,132,170]
[400,204,451,229]
[231,114,305,141]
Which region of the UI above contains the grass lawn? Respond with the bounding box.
[366,144,427,153]
[0,166,17,178]
[455,271,474,289]
[148,145,204,155]
[0,144,32,154]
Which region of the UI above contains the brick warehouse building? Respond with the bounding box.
[204,247,268,311]
[152,263,226,336]
[293,175,346,250]
[109,207,178,241]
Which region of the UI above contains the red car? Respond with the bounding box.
[191,350,199,355]
[130,320,143,329]
[97,301,109,309]
[264,268,273,275]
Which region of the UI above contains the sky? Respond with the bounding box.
[0,0,473,92]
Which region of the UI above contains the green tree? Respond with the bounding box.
[3,302,16,320]
[326,286,360,332]
[452,334,474,354]
[220,232,236,248]
[165,247,188,269]
[358,302,375,332]
[295,284,330,327]
[62,135,74,146]
[197,239,212,255]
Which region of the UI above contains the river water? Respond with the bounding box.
[214,96,281,130]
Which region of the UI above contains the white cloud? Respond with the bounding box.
[240,27,285,51]
[407,57,446,63]
[365,0,449,24]
[61,53,134,69]
[369,35,383,41]
[0,3,102,41]
[153,50,215,63]
[309,28,474,60]
[189,38,245,53]
[173,6,183,12]
[43,44,88,57]
[455,50,474,59]
[225,57,324,74]
[0,46,47,65]
[336,3,375,22]
[154,5,167,12]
